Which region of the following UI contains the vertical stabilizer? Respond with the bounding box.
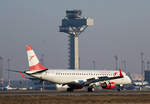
[26,45,46,70]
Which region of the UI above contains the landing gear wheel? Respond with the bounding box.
[67,88,74,92]
[117,85,121,92]
[88,87,95,92]
[117,88,121,92]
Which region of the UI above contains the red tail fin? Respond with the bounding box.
[29,63,47,70]
[26,45,47,70]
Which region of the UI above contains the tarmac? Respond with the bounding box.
[0,90,150,96]
[0,90,150,104]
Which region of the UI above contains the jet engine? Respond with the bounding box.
[101,82,116,89]
[56,84,69,91]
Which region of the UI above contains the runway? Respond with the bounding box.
[0,90,150,96]
[0,90,150,104]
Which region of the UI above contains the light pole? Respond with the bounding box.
[92,60,95,69]
[114,55,118,70]
[141,52,144,89]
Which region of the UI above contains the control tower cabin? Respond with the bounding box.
[59,10,94,69]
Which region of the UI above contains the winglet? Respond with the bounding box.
[26,45,32,51]
[119,68,123,77]
[19,72,26,79]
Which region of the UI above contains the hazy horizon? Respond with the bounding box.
[0,0,150,80]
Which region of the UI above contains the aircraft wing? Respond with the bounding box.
[83,74,123,86]
[66,69,123,87]
[83,69,123,86]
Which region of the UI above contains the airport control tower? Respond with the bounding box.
[59,10,94,69]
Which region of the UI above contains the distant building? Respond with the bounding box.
[0,56,3,87]
[0,56,3,79]
[130,73,143,80]
[144,70,150,83]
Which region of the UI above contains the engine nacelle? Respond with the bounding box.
[56,84,69,91]
[101,82,116,89]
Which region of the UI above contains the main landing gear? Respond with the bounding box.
[67,87,95,92]
[88,87,95,92]
[67,88,74,92]
[117,85,124,91]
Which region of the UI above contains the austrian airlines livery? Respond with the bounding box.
[16,45,132,92]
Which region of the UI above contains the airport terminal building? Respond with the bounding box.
[145,70,150,83]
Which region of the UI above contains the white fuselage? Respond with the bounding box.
[26,69,131,86]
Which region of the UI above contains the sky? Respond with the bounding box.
[0,0,150,80]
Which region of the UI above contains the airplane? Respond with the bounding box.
[11,45,132,92]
